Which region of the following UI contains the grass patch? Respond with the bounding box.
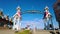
[15,30,32,34]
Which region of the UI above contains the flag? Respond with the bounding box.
[17,11,21,17]
[45,11,49,18]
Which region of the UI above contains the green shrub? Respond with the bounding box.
[15,30,32,34]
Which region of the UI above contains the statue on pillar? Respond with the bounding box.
[13,6,21,31]
[43,6,53,30]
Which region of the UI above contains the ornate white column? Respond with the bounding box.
[13,6,21,31]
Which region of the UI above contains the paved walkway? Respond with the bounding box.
[0,29,59,34]
[0,29,15,34]
[33,30,51,34]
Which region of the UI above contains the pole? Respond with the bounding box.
[32,23,36,34]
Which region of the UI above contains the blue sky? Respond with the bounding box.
[0,0,58,29]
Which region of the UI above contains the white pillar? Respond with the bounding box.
[12,17,16,30]
[17,17,21,30]
[32,23,36,34]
